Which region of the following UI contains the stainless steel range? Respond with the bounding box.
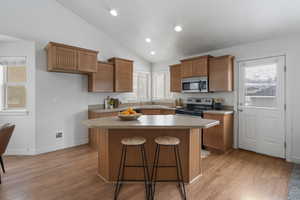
[175,98,214,117]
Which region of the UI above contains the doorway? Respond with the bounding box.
[238,56,286,158]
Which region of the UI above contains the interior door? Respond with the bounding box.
[238,56,286,158]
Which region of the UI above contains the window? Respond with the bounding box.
[0,57,27,111]
[152,71,173,100]
[123,72,151,102]
[244,63,277,108]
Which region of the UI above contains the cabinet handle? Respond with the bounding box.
[238,109,243,112]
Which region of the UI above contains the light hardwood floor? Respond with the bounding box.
[0,145,293,200]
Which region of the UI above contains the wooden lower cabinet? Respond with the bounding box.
[203,113,233,152]
[140,109,161,115]
[140,109,175,115]
[88,111,118,150]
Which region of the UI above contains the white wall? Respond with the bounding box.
[0,41,36,155]
[0,0,151,154]
[152,35,300,163]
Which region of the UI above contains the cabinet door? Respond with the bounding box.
[78,50,97,73]
[203,114,224,150]
[88,62,114,92]
[181,60,193,78]
[192,57,208,76]
[49,45,77,72]
[170,64,181,92]
[140,109,161,115]
[209,56,234,92]
[114,59,133,92]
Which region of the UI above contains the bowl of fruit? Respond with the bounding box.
[118,107,142,121]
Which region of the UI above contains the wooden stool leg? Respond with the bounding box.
[175,146,187,200]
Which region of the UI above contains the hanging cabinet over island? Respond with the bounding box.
[46,42,98,73]
[88,61,114,92]
[88,57,134,93]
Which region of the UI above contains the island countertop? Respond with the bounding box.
[82,114,219,129]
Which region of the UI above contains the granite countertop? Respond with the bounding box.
[203,110,234,115]
[82,115,219,129]
[89,105,176,113]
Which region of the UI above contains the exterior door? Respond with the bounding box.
[238,56,286,158]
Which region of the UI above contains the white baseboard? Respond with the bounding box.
[5,137,88,156]
[5,148,36,156]
[35,137,89,155]
[291,156,300,164]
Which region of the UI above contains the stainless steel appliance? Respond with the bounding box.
[181,77,208,93]
[175,98,214,117]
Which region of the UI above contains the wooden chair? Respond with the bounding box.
[0,124,15,184]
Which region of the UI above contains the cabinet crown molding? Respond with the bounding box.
[46,41,99,53]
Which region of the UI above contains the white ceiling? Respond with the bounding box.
[57,0,300,63]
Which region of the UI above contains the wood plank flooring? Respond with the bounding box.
[0,145,293,200]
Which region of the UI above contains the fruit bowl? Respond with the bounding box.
[118,107,142,121]
[118,113,142,121]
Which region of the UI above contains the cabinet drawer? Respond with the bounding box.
[140,109,161,115]
[160,109,176,115]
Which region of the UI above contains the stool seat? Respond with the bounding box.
[154,136,180,145]
[121,137,146,146]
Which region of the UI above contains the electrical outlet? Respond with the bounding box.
[56,131,63,139]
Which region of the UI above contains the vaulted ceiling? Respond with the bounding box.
[57,0,300,63]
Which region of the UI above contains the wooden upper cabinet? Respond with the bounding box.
[88,61,114,92]
[46,42,98,74]
[109,57,133,92]
[170,64,181,92]
[77,50,98,73]
[180,55,210,78]
[192,56,209,76]
[180,60,193,78]
[209,55,234,92]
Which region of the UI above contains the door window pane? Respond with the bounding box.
[7,86,26,108]
[244,63,277,108]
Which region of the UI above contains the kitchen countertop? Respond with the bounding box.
[203,110,234,115]
[82,114,219,129]
[89,105,175,113]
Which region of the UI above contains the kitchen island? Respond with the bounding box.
[83,115,219,183]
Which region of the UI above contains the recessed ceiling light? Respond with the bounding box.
[145,38,151,43]
[150,51,156,55]
[110,9,118,16]
[174,25,183,32]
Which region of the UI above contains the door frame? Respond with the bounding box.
[236,55,287,159]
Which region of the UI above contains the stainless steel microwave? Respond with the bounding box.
[181,77,208,93]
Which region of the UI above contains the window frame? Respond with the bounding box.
[0,56,28,115]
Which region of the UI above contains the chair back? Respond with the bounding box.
[0,124,15,155]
